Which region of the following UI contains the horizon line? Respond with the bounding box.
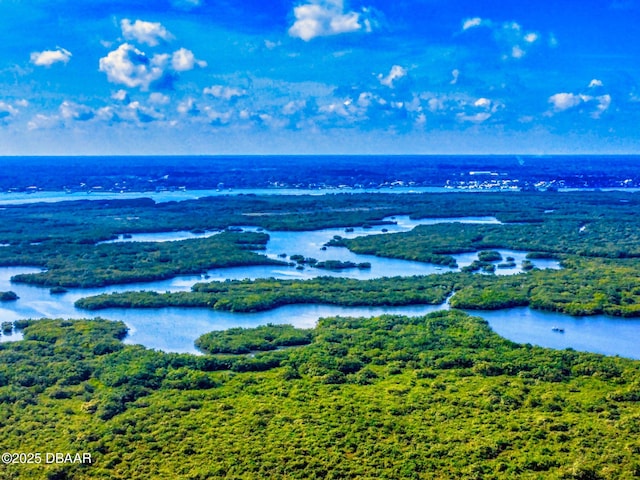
[2,153,640,158]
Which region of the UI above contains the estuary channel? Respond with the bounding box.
[0,216,638,359]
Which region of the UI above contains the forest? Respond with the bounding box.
[1,189,638,246]
[73,256,640,317]
[2,190,640,291]
[74,276,454,312]
[6,232,281,288]
[1,312,639,479]
[1,190,640,478]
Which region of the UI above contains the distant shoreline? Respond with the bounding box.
[3,186,640,206]
[2,154,640,196]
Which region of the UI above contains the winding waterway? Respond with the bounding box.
[0,215,638,360]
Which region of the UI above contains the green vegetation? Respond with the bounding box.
[329,233,461,267]
[0,291,19,301]
[1,189,640,290]
[75,276,454,312]
[7,232,282,288]
[0,190,636,245]
[286,255,370,271]
[49,286,69,294]
[337,212,640,262]
[0,312,639,479]
[451,257,640,316]
[460,259,499,273]
[314,260,371,270]
[478,250,503,262]
[195,324,314,354]
[4,190,640,477]
[74,253,640,318]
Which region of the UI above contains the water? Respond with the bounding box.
[476,308,640,359]
[5,155,639,204]
[100,216,547,281]
[111,304,448,354]
[4,184,639,207]
[3,266,637,357]
[0,217,635,359]
[0,187,478,206]
[102,230,221,244]
[0,264,450,354]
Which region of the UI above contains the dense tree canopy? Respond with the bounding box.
[1,312,639,479]
[2,190,640,478]
[7,232,280,288]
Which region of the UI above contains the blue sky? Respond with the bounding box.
[1,0,639,154]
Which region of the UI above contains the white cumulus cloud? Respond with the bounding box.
[112,90,129,102]
[30,48,72,67]
[100,41,205,91]
[99,44,169,90]
[0,102,19,119]
[593,94,611,118]
[549,92,584,111]
[28,114,59,131]
[457,112,491,124]
[171,48,207,72]
[462,17,483,30]
[289,0,373,41]
[461,18,544,60]
[377,65,407,88]
[548,90,611,118]
[59,101,94,121]
[474,98,492,109]
[511,45,525,59]
[203,106,236,126]
[177,97,199,115]
[203,85,247,100]
[149,92,170,105]
[121,19,173,46]
[125,101,165,123]
[96,106,116,122]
